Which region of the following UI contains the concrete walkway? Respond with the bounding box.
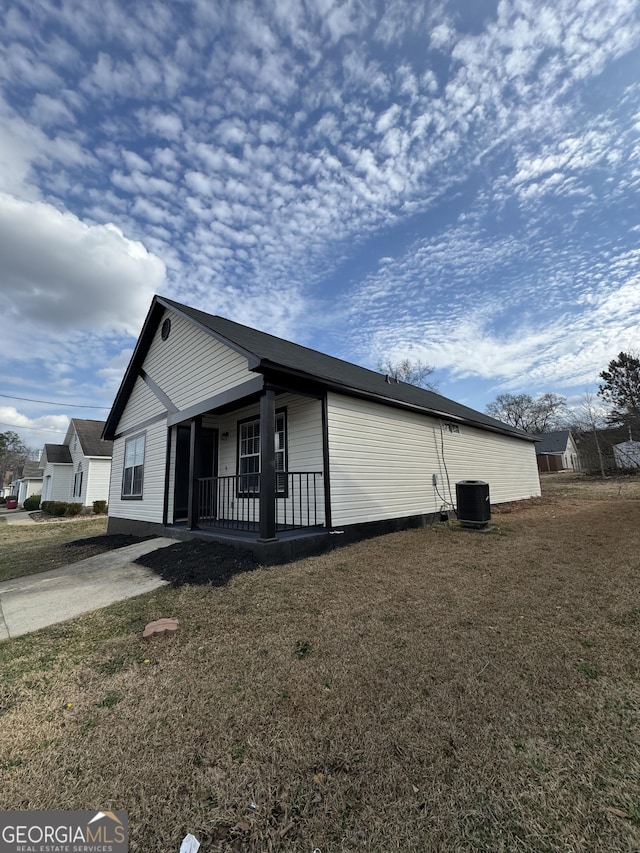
[1,507,37,526]
[0,538,176,641]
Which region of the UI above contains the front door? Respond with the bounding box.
[173,426,218,522]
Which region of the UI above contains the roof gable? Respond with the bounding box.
[70,419,113,458]
[44,444,72,464]
[533,430,571,454]
[21,460,43,479]
[104,295,535,442]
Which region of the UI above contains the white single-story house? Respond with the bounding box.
[15,460,44,506]
[534,430,582,473]
[41,419,113,507]
[102,296,541,562]
[613,440,640,469]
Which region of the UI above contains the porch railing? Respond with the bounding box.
[196,472,323,532]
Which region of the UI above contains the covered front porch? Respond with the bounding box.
[164,386,330,544]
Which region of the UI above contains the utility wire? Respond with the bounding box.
[0,392,110,409]
[0,421,66,434]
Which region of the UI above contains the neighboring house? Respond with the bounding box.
[575,426,639,474]
[103,296,541,563]
[534,430,582,473]
[613,440,640,469]
[41,443,73,502]
[15,460,44,505]
[41,419,113,506]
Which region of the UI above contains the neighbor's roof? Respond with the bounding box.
[21,460,43,479]
[104,295,537,442]
[44,444,72,464]
[533,430,571,454]
[71,419,113,458]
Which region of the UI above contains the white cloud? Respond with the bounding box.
[123,150,152,172]
[30,93,76,127]
[0,406,69,453]
[0,193,165,335]
[147,111,184,140]
[375,103,401,134]
[2,0,640,414]
[0,122,38,198]
[97,347,135,393]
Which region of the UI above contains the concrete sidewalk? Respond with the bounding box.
[0,537,176,641]
[0,507,37,525]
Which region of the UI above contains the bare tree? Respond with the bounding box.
[377,358,438,391]
[0,431,30,490]
[485,392,567,433]
[575,392,607,478]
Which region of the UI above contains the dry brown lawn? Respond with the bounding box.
[0,516,108,582]
[1,474,639,851]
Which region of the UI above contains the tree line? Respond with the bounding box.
[483,352,640,435]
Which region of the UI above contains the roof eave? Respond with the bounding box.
[257,360,535,442]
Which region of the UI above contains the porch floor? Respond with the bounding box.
[163,522,331,564]
[166,521,326,543]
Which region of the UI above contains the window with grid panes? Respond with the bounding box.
[122,433,145,498]
[237,411,287,496]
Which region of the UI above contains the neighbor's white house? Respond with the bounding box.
[41,419,113,507]
[14,459,44,506]
[102,296,541,562]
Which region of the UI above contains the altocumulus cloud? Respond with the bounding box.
[0,193,165,334]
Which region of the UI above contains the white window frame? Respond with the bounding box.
[237,410,287,497]
[122,433,145,499]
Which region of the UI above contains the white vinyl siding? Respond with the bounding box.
[108,310,254,526]
[118,376,165,432]
[84,458,112,506]
[41,463,73,502]
[143,310,253,411]
[17,478,42,505]
[108,420,167,523]
[326,392,540,527]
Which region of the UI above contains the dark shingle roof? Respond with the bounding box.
[533,430,571,454]
[72,419,113,458]
[104,295,536,442]
[21,460,43,479]
[44,444,72,464]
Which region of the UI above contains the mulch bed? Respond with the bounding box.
[134,539,260,587]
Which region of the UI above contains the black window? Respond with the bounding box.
[73,464,83,498]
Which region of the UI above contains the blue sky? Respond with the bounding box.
[1,0,639,450]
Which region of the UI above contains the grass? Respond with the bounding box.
[0,516,108,582]
[0,475,639,851]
